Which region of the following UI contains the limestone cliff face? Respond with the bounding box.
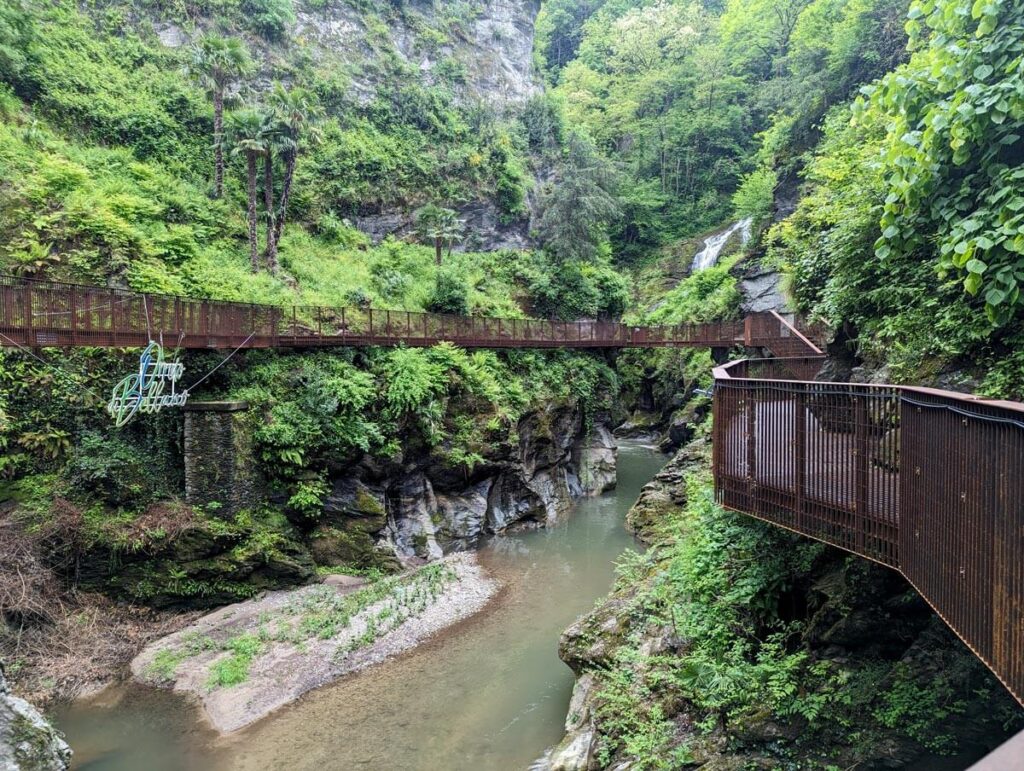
[154,0,544,250]
[294,0,542,110]
[296,0,543,250]
[317,401,617,567]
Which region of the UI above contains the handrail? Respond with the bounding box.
[713,355,1024,707]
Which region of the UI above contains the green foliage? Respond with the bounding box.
[524,258,628,320]
[426,269,470,315]
[536,132,620,264]
[731,167,776,222]
[207,633,264,689]
[767,102,995,381]
[547,0,909,258]
[242,0,295,39]
[0,0,31,83]
[642,258,743,326]
[872,663,965,753]
[414,204,464,263]
[9,2,209,165]
[867,0,1024,324]
[65,432,165,507]
[585,473,1016,766]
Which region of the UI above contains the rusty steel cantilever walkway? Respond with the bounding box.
[714,356,1024,711]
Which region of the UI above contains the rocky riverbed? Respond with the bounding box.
[130,553,497,733]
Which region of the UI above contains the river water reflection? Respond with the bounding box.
[57,442,667,771]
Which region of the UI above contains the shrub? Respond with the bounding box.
[732,167,777,222]
[66,432,157,506]
[242,0,295,39]
[426,269,469,315]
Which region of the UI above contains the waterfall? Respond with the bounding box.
[690,217,753,272]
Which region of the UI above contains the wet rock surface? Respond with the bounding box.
[325,400,617,567]
[625,438,706,541]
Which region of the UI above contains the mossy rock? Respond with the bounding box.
[309,524,400,573]
[321,478,388,532]
[76,516,316,609]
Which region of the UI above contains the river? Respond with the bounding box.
[56,443,667,771]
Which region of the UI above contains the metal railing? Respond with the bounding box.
[0,275,810,351]
[714,358,1024,707]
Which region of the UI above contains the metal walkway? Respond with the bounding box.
[714,357,1024,709]
[0,275,796,351]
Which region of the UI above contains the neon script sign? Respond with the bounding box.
[107,341,189,427]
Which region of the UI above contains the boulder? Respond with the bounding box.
[613,411,662,441]
[519,403,583,478]
[435,479,493,551]
[658,397,710,452]
[321,478,387,531]
[486,471,546,531]
[573,425,618,495]
[0,666,71,771]
[527,466,580,521]
[387,473,443,561]
[626,439,705,541]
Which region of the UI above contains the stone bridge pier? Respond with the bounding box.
[182,401,260,516]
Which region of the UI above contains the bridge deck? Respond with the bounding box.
[0,276,767,351]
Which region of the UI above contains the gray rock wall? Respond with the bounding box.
[314,402,617,567]
[294,0,542,110]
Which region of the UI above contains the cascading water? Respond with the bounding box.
[690,217,753,272]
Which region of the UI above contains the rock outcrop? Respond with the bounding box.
[625,437,706,541]
[294,0,542,111]
[0,667,71,771]
[335,401,619,566]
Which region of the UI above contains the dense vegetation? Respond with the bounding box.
[537,0,908,260]
[769,0,1024,394]
[569,465,1023,768]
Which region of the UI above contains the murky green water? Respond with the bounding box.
[56,443,666,771]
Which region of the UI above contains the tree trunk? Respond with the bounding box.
[247,153,259,272]
[213,86,225,199]
[263,147,278,274]
[274,150,296,247]
[435,239,442,266]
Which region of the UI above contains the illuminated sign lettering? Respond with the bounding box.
[107,341,188,427]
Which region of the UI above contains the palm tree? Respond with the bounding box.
[268,84,321,248]
[260,110,284,273]
[188,35,253,198]
[414,204,465,265]
[228,109,267,272]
